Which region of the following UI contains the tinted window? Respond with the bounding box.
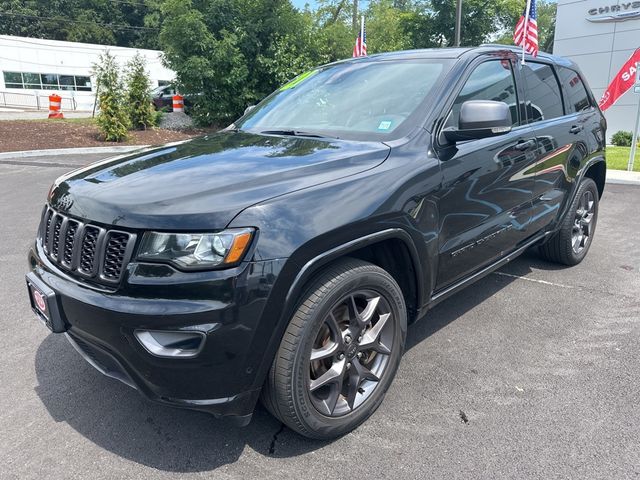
[2,72,93,91]
[557,67,591,113]
[75,76,92,91]
[3,71,22,88]
[41,74,58,88]
[238,59,452,141]
[446,60,519,128]
[23,72,41,87]
[59,75,75,91]
[521,63,564,122]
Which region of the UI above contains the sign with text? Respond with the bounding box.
[599,49,640,110]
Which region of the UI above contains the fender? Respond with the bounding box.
[548,155,606,238]
[285,227,424,308]
[246,227,426,395]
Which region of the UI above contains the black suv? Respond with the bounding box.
[26,46,606,439]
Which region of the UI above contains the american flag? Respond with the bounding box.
[353,16,367,57]
[513,0,538,57]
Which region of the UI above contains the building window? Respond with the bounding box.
[3,71,22,89]
[75,76,92,91]
[2,71,93,92]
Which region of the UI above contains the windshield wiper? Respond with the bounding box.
[260,129,335,139]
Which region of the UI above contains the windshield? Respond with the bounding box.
[236,59,452,141]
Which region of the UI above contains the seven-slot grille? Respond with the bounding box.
[40,206,135,285]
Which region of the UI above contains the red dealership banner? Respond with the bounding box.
[599,48,640,111]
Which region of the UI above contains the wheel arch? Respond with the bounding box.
[284,228,424,325]
[583,158,606,199]
[246,228,426,397]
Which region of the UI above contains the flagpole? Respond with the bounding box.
[454,0,462,47]
[628,61,640,172]
[360,15,364,47]
[521,0,532,65]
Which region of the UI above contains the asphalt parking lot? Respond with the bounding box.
[1,153,639,480]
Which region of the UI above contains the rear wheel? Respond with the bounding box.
[539,177,599,265]
[262,258,406,439]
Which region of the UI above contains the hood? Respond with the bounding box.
[49,131,390,230]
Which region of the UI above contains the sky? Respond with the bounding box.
[291,0,316,8]
[291,1,370,10]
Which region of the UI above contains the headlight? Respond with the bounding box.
[137,228,254,270]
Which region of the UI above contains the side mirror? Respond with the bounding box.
[443,100,512,143]
[244,105,256,116]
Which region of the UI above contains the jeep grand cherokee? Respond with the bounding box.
[26,46,606,439]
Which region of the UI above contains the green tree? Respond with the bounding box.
[159,0,329,125]
[93,51,131,141]
[492,0,557,53]
[0,0,161,48]
[399,0,526,48]
[159,0,250,125]
[125,53,157,130]
[365,0,411,53]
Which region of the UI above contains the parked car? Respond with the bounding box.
[151,85,176,110]
[151,85,194,112]
[26,45,606,440]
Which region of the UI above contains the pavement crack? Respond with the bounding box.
[268,423,285,455]
[459,410,469,425]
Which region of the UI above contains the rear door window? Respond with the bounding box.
[521,62,564,123]
[557,67,592,113]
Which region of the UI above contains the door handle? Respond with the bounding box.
[569,125,584,134]
[514,140,535,151]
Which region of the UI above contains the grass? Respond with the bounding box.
[607,145,640,172]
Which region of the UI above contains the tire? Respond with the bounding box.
[262,258,407,439]
[539,177,599,266]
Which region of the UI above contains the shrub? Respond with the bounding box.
[125,53,157,130]
[611,130,633,147]
[93,51,130,141]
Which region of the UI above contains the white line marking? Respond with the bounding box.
[492,271,575,289]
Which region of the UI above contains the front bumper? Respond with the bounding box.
[28,241,287,422]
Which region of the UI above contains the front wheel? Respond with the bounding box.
[539,177,599,265]
[261,259,406,439]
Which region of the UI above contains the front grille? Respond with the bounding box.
[79,226,100,275]
[62,220,78,265]
[51,216,63,257]
[103,232,129,280]
[39,206,135,285]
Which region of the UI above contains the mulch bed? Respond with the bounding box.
[0,119,218,153]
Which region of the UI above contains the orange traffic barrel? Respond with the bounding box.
[172,94,184,113]
[48,94,64,119]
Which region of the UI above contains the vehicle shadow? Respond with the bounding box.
[34,330,329,472]
[405,254,537,351]
[33,254,546,472]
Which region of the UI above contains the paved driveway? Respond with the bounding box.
[1,154,639,479]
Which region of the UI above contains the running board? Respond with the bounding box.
[428,232,549,308]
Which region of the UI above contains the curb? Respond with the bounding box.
[606,169,640,186]
[0,145,149,160]
[606,178,640,185]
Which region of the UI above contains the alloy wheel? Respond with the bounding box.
[572,189,595,254]
[308,290,395,417]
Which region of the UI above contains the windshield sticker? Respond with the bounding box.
[377,120,392,131]
[280,69,319,91]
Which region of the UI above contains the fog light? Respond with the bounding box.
[134,330,205,358]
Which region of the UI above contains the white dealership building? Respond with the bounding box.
[554,0,640,140]
[0,35,174,111]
